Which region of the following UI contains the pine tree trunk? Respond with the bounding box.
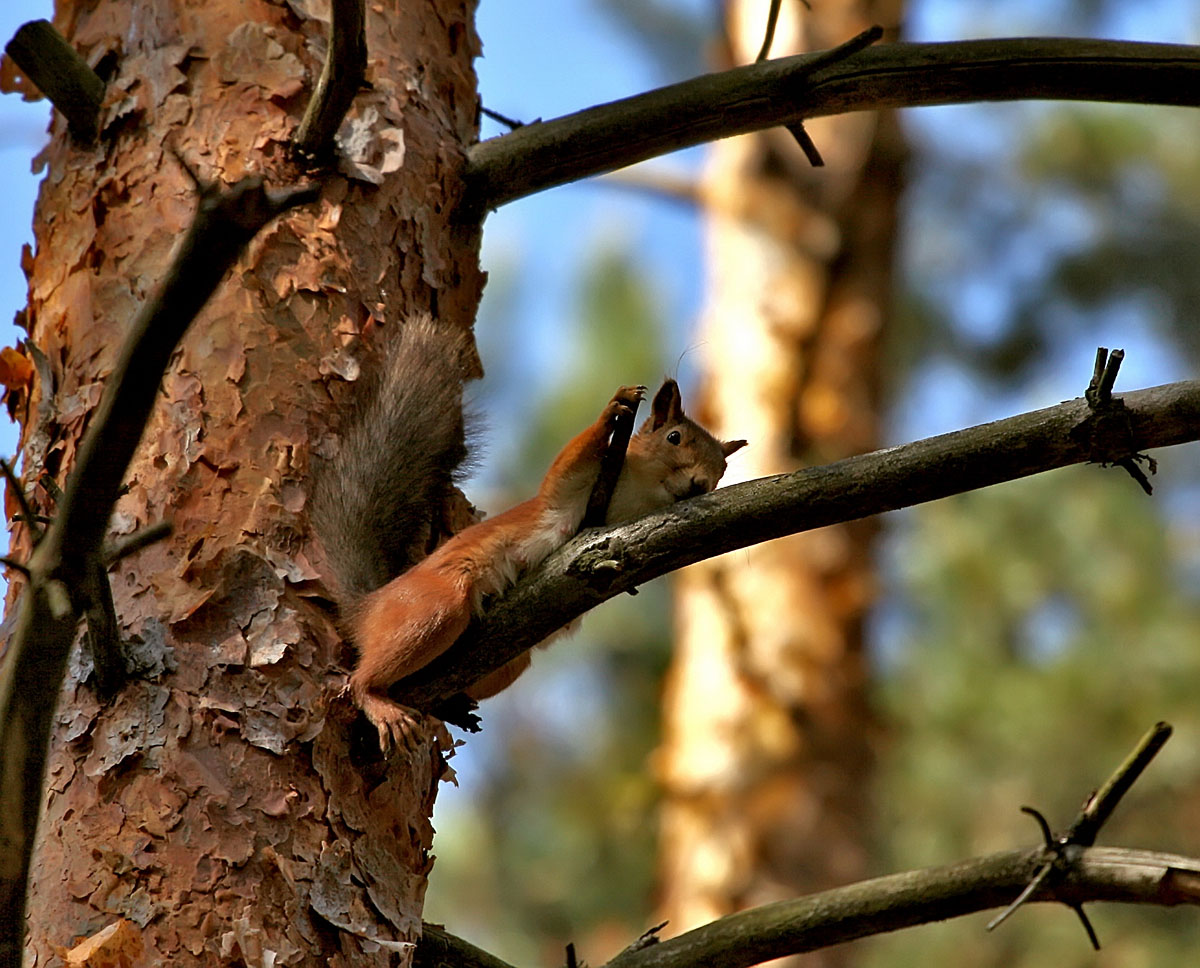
[6,1,482,963]
[656,3,905,962]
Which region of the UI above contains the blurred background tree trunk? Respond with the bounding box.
[5,1,482,963]
[656,3,905,961]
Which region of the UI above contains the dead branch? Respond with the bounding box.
[598,846,1200,968]
[293,0,367,162]
[465,36,1200,213]
[397,378,1200,712]
[4,20,104,142]
[0,174,318,961]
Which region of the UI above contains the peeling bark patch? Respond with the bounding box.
[217,23,306,100]
[338,106,406,185]
[83,683,170,777]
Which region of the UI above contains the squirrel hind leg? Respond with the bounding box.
[464,616,583,701]
[347,569,473,751]
[465,651,533,700]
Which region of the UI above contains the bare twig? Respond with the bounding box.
[1087,346,1108,402]
[480,105,527,130]
[755,0,785,63]
[395,378,1200,710]
[1086,346,1125,408]
[755,0,814,62]
[82,557,124,698]
[102,521,173,567]
[989,723,1172,946]
[784,120,824,166]
[465,36,1200,213]
[79,518,173,699]
[621,922,668,956]
[0,459,40,546]
[1081,347,1155,494]
[1069,721,1172,847]
[293,0,367,162]
[0,559,30,580]
[4,20,104,142]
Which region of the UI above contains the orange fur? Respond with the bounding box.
[339,379,747,753]
[348,385,643,750]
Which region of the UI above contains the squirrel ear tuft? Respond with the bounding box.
[649,379,684,430]
[722,438,748,457]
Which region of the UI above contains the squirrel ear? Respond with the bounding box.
[721,438,748,457]
[649,379,684,430]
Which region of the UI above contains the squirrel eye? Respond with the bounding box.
[667,430,681,445]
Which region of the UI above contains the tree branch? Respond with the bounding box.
[464,36,1200,213]
[396,379,1200,711]
[413,923,520,968]
[598,846,1200,968]
[4,20,104,142]
[0,174,319,960]
[292,0,367,163]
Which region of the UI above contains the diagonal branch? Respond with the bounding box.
[396,379,1200,711]
[464,36,1200,213]
[0,174,319,961]
[418,847,1200,968]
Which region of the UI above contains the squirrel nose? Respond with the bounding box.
[683,478,712,499]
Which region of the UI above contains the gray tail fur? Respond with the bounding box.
[312,313,473,608]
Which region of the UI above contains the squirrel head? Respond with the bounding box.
[632,378,747,501]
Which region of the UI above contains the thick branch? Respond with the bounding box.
[4,20,104,141]
[414,923,520,968]
[292,0,366,162]
[465,37,1200,213]
[0,175,318,960]
[397,380,1200,709]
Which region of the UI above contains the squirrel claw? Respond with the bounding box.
[355,690,430,756]
[607,385,646,426]
[615,385,647,407]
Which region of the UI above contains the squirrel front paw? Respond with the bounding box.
[605,385,646,426]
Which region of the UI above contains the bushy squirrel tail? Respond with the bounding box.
[312,313,474,608]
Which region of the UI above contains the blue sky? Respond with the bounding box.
[2,0,1198,451]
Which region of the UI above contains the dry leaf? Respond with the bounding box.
[58,918,146,968]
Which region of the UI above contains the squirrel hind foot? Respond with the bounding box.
[355,691,432,755]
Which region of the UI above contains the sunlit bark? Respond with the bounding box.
[657,4,905,965]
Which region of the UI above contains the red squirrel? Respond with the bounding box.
[314,314,746,751]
